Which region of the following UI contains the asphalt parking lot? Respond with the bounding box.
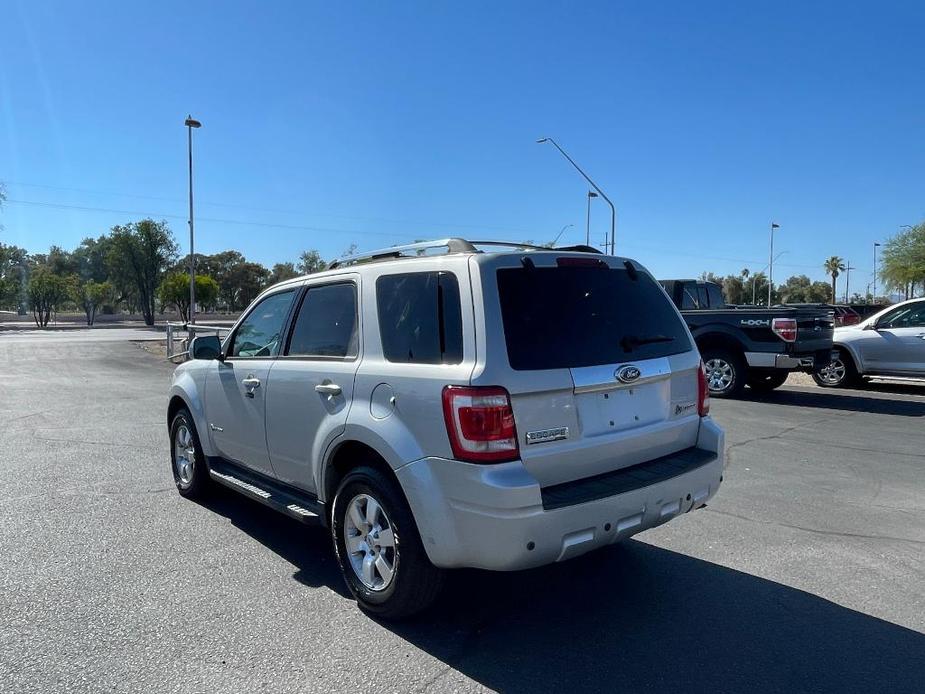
[1,334,923,693]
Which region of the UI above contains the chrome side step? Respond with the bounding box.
[207,457,324,525]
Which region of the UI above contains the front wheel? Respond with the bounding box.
[813,350,860,388]
[701,348,746,397]
[169,408,210,498]
[331,466,444,619]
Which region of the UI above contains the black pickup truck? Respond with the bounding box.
[660,280,835,397]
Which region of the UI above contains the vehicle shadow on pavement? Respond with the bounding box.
[389,541,925,694]
[193,486,351,598]
[745,387,925,416]
[196,487,925,694]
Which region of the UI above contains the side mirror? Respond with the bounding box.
[190,334,223,360]
[863,322,879,331]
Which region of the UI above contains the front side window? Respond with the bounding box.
[286,283,358,358]
[227,290,295,358]
[879,302,925,329]
[376,272,463,364]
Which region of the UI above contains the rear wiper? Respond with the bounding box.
[620,334,675,352]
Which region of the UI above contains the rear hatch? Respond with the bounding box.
[470,253,704,488]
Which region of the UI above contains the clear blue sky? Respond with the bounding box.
[2,1,923,290]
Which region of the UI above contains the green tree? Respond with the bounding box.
[0,241,29,312]
[27,266,70,327]
[824,256,846,303]
[158,273,220,322]
[72,235,114,283]
[107,219,179,325]
[721,275,746,304]
[298,250,327,275]
[879,224,925,299]
[72,279,113,325]
[268,262,299,285]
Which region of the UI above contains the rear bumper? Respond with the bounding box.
[396,418,724,571]
[744,350,833,371]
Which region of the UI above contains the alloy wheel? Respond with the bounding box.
[343,493,397,592]
[705,358,734,393]
[817,358,846,386]
[173,424,196,487]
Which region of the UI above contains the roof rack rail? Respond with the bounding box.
[328,238,477,269]
[326,237,604,269]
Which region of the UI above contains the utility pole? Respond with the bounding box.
[873,242,881,300]
[767,222,780,306]
[844,262,856,303]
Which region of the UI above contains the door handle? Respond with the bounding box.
[242,376,261,389]
[315,382,342,396]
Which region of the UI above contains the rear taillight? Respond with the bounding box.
[442,386,519,463]
[771,317,798,342]
[697,361,710,417]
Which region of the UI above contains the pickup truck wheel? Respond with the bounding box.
[332,465,444,620]
[701,348,746,397]
[813,350,859,388]
[747,371,789,392]
[169,409,209,499]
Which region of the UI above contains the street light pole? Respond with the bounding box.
[537,138,616,254]
[552,223,574,247]
[185,115,202,324]
[585,191,598,246]
[844,262,856,303]
[767,222,780,306]
[873,242,881,300]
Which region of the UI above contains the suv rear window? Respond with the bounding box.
[376,272,463,364]
[497,266,691,370]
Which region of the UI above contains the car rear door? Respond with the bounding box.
[265,277,361,494]
[471,255,703,488]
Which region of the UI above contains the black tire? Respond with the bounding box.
[747,370,789,393]
[700,347,746,397]
[331,465,444,620]
[813,349,861,388]
[169,408,210,498]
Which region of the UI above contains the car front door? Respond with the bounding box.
[265,278,361,494]
[871,302,925,374]
[204,288,297,476]
[855,301,925,374]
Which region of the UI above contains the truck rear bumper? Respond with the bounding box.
[396,418,724,571]
[745,350,833,371]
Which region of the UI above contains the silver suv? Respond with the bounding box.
[167,239,725,618]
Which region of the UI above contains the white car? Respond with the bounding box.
[814,298,925,387]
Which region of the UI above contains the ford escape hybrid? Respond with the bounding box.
[167,239,725,618]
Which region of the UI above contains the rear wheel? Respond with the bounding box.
[747,370,789,393]
[700,347,746,397]
[331,465,444,619]
[813,350,860,388]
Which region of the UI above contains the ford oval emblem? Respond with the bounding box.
[616,365,641,383]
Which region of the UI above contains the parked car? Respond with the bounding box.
[786,303,861,327]
[814,297,925,387]
[168,239,725,618]
[659,280,835,397]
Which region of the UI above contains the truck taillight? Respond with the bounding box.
[772,317,798,342]
[697,361,710,417]
[442,386,519,463]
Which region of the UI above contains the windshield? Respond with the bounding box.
[496,265,692,370]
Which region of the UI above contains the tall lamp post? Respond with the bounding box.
[585,191,598,246]
[767,222,780,306]
[185,115,202,324]
[551,223,574,247]
[872,242,881,300]
[537,138,616,254]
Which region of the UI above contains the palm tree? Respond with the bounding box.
[824,256,846,303]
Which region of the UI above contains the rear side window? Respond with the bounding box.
[497,266,691,370]
[707,283,724,308]
[681,282,700,309]
[286,283,358,358]
[376,272,463,364]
